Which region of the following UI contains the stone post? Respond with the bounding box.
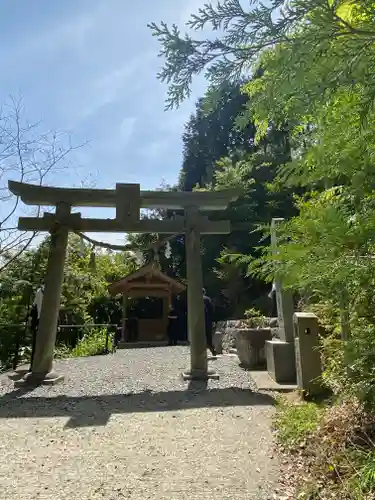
[265,218,296,383]
[16,202,70,386]
[294,312,323,396]
[182,207,218,380]
[270,219,294,343]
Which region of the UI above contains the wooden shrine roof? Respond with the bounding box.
[108,263,186,298]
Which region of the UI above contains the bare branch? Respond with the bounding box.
[0,232,36,273]
[0,96,85,271]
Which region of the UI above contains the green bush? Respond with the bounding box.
[346,318,375,409]
[349,450,375,497]
[275,398,375,499]
[320,336,347,395]
[274,398,323,448]
[54,344,73,359]
[243,307,268,328]
[314,310,375,409]
[69,328,112,358]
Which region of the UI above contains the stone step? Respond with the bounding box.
[250,370,298,392]
[118,341,168,349]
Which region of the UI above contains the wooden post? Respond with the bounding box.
[162,295,169,341]
[182,207,218,380]
[121,294,127,341]
[16,202,70,386]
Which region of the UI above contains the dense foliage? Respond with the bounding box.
[0,234,136,369]
[128,81,297,317]
[151,2,375,494]
[179,82,255,191]
[151,0,375,399]
[181,82,297,315]
[275,397,375,499]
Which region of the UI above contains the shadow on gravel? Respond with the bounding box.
[0,386,275,428]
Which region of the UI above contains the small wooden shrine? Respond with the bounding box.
[108,263,185,344]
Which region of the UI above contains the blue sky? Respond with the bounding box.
[0,0,208,243]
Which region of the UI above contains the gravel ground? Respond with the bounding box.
[0,347,279,500]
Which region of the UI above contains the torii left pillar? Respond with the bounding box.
[16,202,70,386]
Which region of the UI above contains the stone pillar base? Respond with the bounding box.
[181,369,219,381]
[14,370,65,387]
[266,339,296,384]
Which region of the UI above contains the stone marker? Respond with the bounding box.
[294,312,323,396]
[266,218,296,384]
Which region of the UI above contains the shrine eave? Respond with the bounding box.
[108,264,186,296]
[8,181,240,210]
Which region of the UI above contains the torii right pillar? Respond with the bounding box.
[266,218,297,384]
[182,207,219,380]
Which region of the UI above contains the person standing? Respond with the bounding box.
[203,288,217,357]
[112,323,122,352]
[29,284,44,370]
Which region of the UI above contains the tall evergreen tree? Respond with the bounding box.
[180,82,255,190]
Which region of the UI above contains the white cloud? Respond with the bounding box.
[140,139,170,160]
[0,0,211,202]
[7,3,105,63]
[71,60,148,122]
[119,116,137,145]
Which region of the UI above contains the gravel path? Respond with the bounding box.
[0,347,279,500]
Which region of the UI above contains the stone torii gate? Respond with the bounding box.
[8,180,238,385]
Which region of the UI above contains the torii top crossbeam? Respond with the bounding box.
[8,180,239,235]
[8,181,238,211]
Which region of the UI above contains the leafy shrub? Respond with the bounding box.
[69,328,112,358]
[54,344,72,359]
[349,450,375,496]
[346,319,375,409]
[275,398,323,448]
[243,307,268,328]
[313,311,375,409]
[275,398,375,499]
[0,325,25,370]
[320,336,347,395]
[244,307,263,319]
